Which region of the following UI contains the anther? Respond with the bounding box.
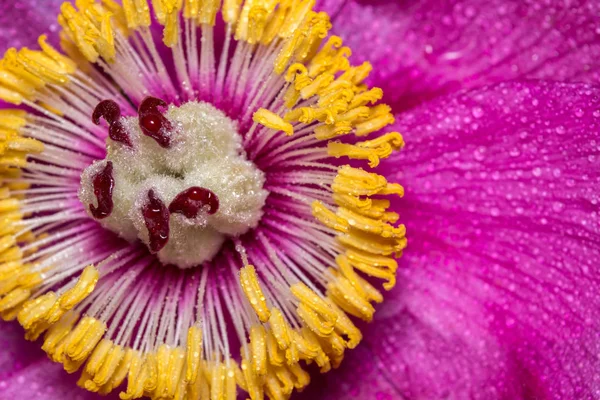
[89,162,115,219]
[92,100,133,147]
[142,190,170,253]
[168,187,219,219]
[138,97,173,148]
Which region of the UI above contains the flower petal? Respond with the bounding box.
[0,322,115,399]
[297,81,600,399]
[0,0,63,51]
[326,0,600,110]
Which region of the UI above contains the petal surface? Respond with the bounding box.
[0,0,63,50]
[297,81,600,399]
[328,0,600,110]
[0,322,113,399]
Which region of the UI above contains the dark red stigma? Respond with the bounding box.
[92,100,133,147]
[169,187,220,219]
[142,190,171,254]
[90,161,115,219]
[138,96,173,148]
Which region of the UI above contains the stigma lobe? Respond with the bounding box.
[92,100,133,147]
[90,161,115,219]
[138,96,173,148]
[169,187,220,218]
[142,190,170,254]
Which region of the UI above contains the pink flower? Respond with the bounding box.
[0,1,599,400]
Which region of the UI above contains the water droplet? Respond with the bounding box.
[472,107,484,119]
[556,126,566,135]
[575,108,584,118]
[532,167,542,177]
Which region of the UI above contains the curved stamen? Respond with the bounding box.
[142,189,171,253]
[138,96,173,148]
[89,161,115,219]
[92,100,133,147]
[169,187,220,218]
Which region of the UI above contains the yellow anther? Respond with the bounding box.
[311,200,348,232]
[337,207,405,239]
[266,328,285,366]
[153,345,171,396]
[239,264,271,323]
[284,106,333,125]
[359,132,405,152]
[332,166,387,197]
[297,302,335,336]
[296,327,329,370]
[0,287,30,313]
[210,361,226,400]
[308,36,350,77]
[198,0,221,25]
[290,282,338,324]
[93,344,124,386]
[345,248,399,291]
[338,229,407,258]
[222,0,243,24]
[327,275,375,322]
[17,48,70,85]
[120,350,144,399]
[253,108,294,136]
[158,0,183,47]
[349,87,383,109]
[326,296,362,349]
[0,85,25,105]
[268,308,291,350]
[183,0,199,20]
[42,311,78,355]
[0,109,27,130]
[186,325,203,383]
[290,329,320,360]
[272,365,294,396]
[288,362,310,389]
[250,324,267,376]
[102,347,133,394]
[65,316,106,361]
[101,0,131,36]
[299,72,334,99]
[166,347,185,398]
[274,29,304,75]
[333,193,372,211]
[261,2,289,45]
[380,182,405,197]
[327,142,381,168]
[17,292,52,336]
[294,12,331,63]
[241,356,264,400]
[355,112,396,137]
[7,137,45,154]
[0,246,22,263]
[341,61,372,86]
[314,121,353,140]
[278,0,315,39]
[86,338,113,376]
[59,265,100,310]
[122,0,151,28]
[143,352,158,392]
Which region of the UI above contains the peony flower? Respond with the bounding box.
[0,1,599,400]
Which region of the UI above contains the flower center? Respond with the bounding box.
[79,98,269,268]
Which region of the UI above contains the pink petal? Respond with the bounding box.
[329,1,600,110]
[0,322,112,399]
[297,81,600,399]
[0,0,63,50]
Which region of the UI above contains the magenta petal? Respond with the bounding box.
[329,1,600,110]
[0,0,64,51]
[0,322,113,399]
[297,81,600,400]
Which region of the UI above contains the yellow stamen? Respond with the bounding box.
[239,264,271,323]
[253,109,294,136]
[185,325,203,383]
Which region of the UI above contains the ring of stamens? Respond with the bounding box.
[0,1,407,400]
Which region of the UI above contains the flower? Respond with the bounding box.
[1,2,599,400]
